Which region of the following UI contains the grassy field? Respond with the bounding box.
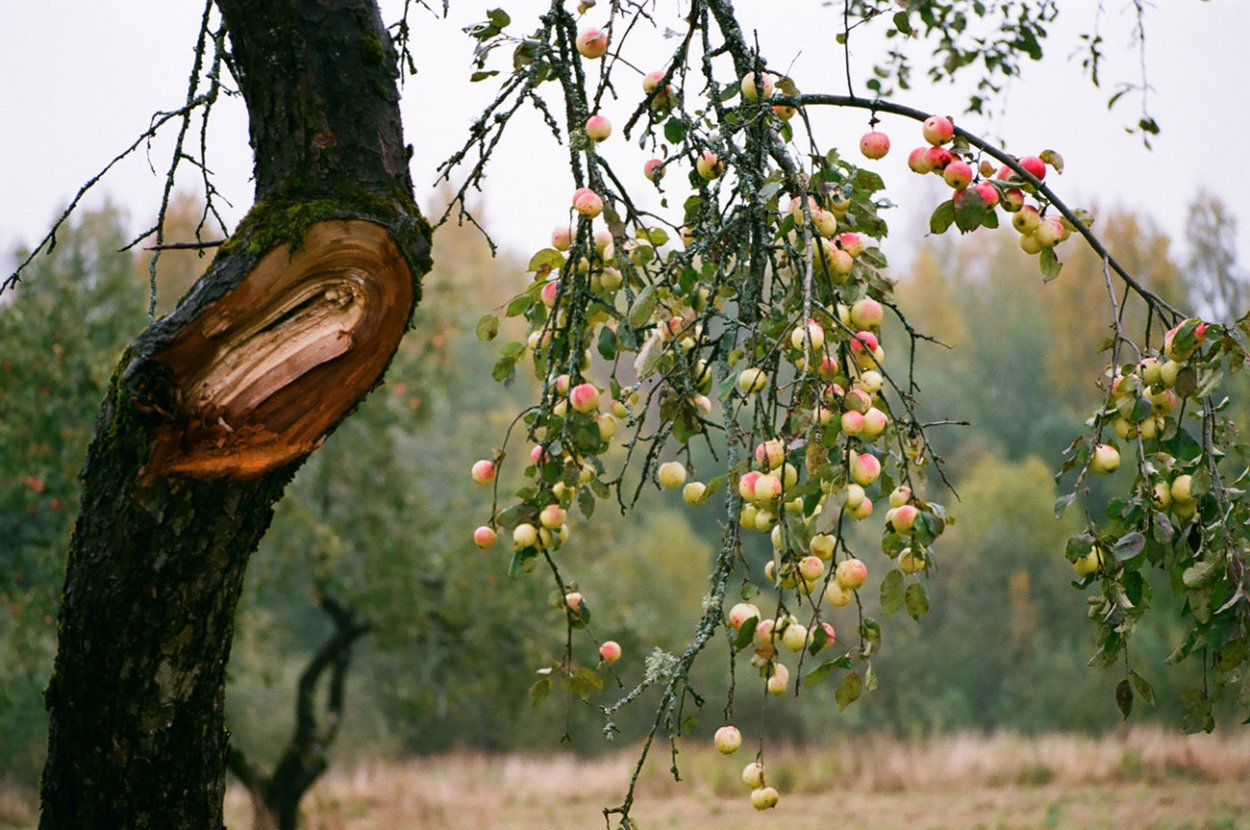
[6,730,1250,829]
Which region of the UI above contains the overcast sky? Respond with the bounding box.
[2,1,1248,279]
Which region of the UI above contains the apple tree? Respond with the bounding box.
[447,0,1250,821]
[3,0,1247,827]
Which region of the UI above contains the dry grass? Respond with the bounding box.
[5,730,1249,829]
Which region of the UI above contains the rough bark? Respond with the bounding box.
[39,2,430,827]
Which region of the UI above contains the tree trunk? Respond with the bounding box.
[39,2,430,827]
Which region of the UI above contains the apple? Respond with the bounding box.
[1034,217,1064,247]
[513,523,539,548]
[1170,474,1194,504]
[473,526,497,549]
[836,558,868,590]
[844,483,867,511]
[850,297,884,329]
[861,407,888,439]
[849,330,879,358]
[599,640,622,663]
[569,382,601,413]
[922,114,955,145]
[714,725,743,754]
[1072,547,1104,577]
[898,548,926,575]
[643,158,664,183]
[974,181,1000,207]
[891,503,919,532]
[596,413,617,441]
[1001,188,1025,211]
[782,622,809,653]
[572,187,604,218]
[551,226,573,251]
[855,370,884,395]
[840,410,865,436]
[753,474,782,502]
[908,146,935,173]
[696,150,723,180]
[584,114,612,142]
[575,28,609,58]
[811,533,837,561]
[727,602,761,630]
[925,146,952,170]
[796,208,832,239]
[1012,205,1041,234]
[798,555,825,583]
[751,786,780,810]
[790,320,825,352]
[1151,480,1172,508]
[838,232,866,258]
[943,160,973,190]
[740,71,774,101]
[766,662,789,695]
[824,580,853,607]
[683,481,708,506]
[772,103,796,120]
[860,130,890,159]
[850,452,882,486]
[754,439,785,470]
[1019,233,1043,255]
[471,459,496,485]
[737,367,768,395]
[564,591,583,613]
[1089,444,1120,475]
[658,461,688,489]
[738,471,762,501]
[742,762,765,789]
[1019,155,1046,181]
[540,504,566,530]
[889,485,912,508]
[811,622,837,650]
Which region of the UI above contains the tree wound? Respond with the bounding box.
[145,219,412,480]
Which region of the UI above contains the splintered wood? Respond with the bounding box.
[145,220,412,479]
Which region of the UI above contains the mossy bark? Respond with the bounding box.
[39,2,430,827]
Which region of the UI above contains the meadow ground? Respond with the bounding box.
[4,730,1249,828]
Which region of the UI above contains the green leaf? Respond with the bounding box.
[1054,491,1076,517]
[879,570,904,614]
[904,582,930,621]
[929,200,955,234]
[892,10,912,35]
[952,187,987,233]
[626,285,658,328]
[804,654,852,687]
[529,674,553,705]
[578,486,596,519]
[733,617,758,651]
[1115,678,1133,719]
[596,326,617,360]
[470,70,500,82]
[505,292,533,317]
[1182,559,1218,589]
[1180,687,1214,733]
[568,666,604,701]
[1111,532,1145,562]
[1039,247,1062,282]
[475,313,499,341]
[1129,670,1157,707]
[740,582,759,600]
[835,670,863,710]
[664,116,685,144]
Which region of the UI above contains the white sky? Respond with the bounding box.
[2,1,1248,278]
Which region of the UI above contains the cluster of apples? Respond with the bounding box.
[467,31,957,815]
[860,114,1070,258]
[1073,317,1213,577]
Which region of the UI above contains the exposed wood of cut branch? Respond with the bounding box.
[146,219,412,479]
